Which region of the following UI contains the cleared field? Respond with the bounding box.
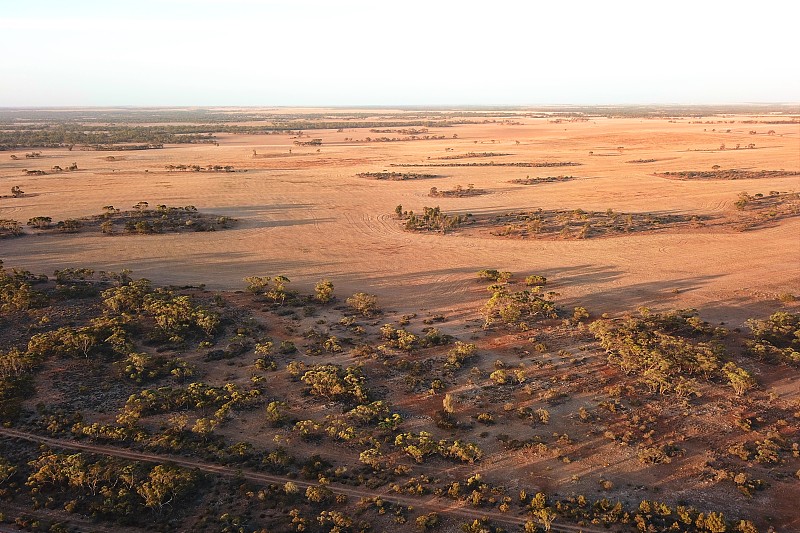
[1,107,800,532]
[2,113,798,326]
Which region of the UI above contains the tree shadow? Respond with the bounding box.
[695,295,795,325]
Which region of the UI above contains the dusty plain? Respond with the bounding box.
[1,107,799,533]
[2,112,798,324]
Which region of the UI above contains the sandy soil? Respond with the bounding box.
[1,114,799,326]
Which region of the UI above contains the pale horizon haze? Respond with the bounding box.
[1,0,799,107]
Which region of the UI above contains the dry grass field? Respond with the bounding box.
[2,111,798,325]
[1,107,799,532]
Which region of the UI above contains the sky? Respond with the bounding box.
[1,0,798,107]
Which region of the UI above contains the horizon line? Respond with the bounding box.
[1,102,798,110]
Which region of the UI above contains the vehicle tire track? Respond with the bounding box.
[0,427,614,533]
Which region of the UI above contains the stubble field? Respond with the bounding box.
[2,111,798,324]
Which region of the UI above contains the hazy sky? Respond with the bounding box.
[1,0,798,106]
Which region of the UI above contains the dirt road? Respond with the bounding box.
[0,426,616,532]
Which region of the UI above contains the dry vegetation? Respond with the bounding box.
[4,203,236,238]
[398,206,706,239]
[396,191,800,239]
[356,171,440,181]
[392,161,582,168]
[0,264,798,533]
[656,169,800,181]
[0,106,799,532]
[509,175,578,186]
[428,184,487,198]
[432,152,513,160]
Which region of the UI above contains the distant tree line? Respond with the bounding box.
[392,161,582,168]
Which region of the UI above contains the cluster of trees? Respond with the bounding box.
[0,124,214,149]
[429,184,483,198]
[391,161,582,168]
[590,309,755,397]
[509,175,576,185]
[118,352,192,383]
[352,135,447,143]
[293,138,322,146]
[429,473,758,533]
[729,191,800,230]
[23,204,235,237]
[368,128,428,135]
[394,431,483,463]
[0,266,47,417]
[379,324,451,352]
[0,219,22,238]
[477,269,512,282]
[118,381,262,431]
[399,206,471,234]
[0,118,463,150]
[746,312,800,364]
[95,143,166,150]
[164,164,235,172]
[432,151,510,160]
[103,283,220,343]
[24,451,198,516]
[356,171,438,180]
[0,261,46,313]
[49,163,79,172]
[346,292,379,317]
[657,169,797,180]
[445,341,477,369]
[0,347,38,419]
[9,152,42,159]
[244,275,296,305]
[1,275,222,423]
[488,207,701,240]
[300,364,370,405]
[481,277,559,330]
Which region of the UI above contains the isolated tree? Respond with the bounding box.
[416,512,440,530]
[722,362,755,396]
[314,279,334,303]
[27,216,51,229]
[442,393,456,414]
[346,292,379,317]
[534,507,556,531]
[136,465,196,512]
[0,457,16,486]
[244,276,271,294]
[267,275,291,304]
[10,186,23,198]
